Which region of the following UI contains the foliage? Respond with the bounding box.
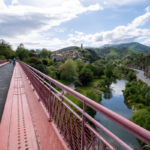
[65,88,101,117]
[59,59,78,82]
[126,71,136,81]
[104,64,114,78]
[131,108,150,147]
[123,53,150,77]
[0,55,5,60]
[124,81,150,107]
[0,40,15,59]
[39,48,51,58]
[131,108,150,131]
[47,65,57,79]
[92,42,150,59]
[16,44,29,60]
[85,89,101,117]
[26,57,48,74]
[79,67,93,85]
[75,59,84,72]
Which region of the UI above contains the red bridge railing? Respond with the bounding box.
[19,62,150,150]
[0,60,7,65]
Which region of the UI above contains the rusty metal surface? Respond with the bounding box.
[19,61,150,150]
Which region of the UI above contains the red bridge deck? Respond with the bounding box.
[0,63,68,150]
[0,61,150,150]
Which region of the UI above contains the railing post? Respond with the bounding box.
[81,101,85,150]
[48,91,52,122]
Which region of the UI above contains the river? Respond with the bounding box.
[94,79,140,149]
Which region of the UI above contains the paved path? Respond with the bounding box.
[0,63,68,150]
[131,68,150,86]
[0,63,14,121]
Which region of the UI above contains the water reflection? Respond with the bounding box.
[94,80,140,149]
[110,80,127,96]
[103,89,112,99]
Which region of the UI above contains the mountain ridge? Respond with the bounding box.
[54,42,150,60]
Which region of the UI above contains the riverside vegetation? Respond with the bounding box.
[0,40,150,146]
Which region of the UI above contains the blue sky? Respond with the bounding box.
[0,0,150,50]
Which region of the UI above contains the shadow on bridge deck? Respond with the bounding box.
[0,63,68,150]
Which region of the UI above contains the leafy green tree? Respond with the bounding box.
[131,108,150,131]
[42,59,48,65]
[0,40,15,59]
[75,59,84,72]
[85,89,101,116]
[79,67,93,85]
[104,64,113,78]
[59,59,78,82]
[29,50,37,57]
[26,57,48,74]
[39,48,51,58]
[48,66,57,79]
[16,43,29,60]
[127,71,136,81]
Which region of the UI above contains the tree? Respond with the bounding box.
[131,109,150,131]
[59,59,78,82]
[16,43,29,60]
[79,67,93,85]
[104,64,113,78]
[75,59,84,72]
[0,40,15,59]
[26,57,48,74]
[127,71,136,81]
[39,48,51,58]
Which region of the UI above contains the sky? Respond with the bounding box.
[0,0,150,50]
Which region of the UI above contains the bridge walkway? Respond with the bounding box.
[0,62,13,121]
[0,63,68,150]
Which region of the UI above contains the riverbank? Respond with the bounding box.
[130,68,150,86]
[95,79,140,149]
[123,79,150,147]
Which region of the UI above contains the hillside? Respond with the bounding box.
[56,46,80,52]
[52,47,100,62]
[90,42,150,59]
[115,42,150,53]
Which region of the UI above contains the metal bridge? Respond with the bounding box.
[0,61,150,150]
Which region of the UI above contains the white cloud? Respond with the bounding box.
[0,0,150,50]
[81,0,148,7]
[64,10,150,48]
[11,0,18,5]
[0,0,6,9]
[142,39,150,46]
[54,28,65,33]
[103,0,147,6]
[145,6,150,12]
[0,0,102,39]
[129,11,150,28]
[0,0,103,49]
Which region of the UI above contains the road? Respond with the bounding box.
[0,63,14,121]
[131,68,150,86]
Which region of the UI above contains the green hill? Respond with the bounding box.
[115,42,150,53]
[56,46,80,52]
[89,42,150,59]
[54,47,100,62]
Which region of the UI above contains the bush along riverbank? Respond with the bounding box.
[124,80,150,147]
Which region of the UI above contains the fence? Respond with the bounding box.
[0,60,7,65]
[19,61,150,150]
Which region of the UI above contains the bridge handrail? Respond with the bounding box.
[0,60,7,65]
[20,62,150,149]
